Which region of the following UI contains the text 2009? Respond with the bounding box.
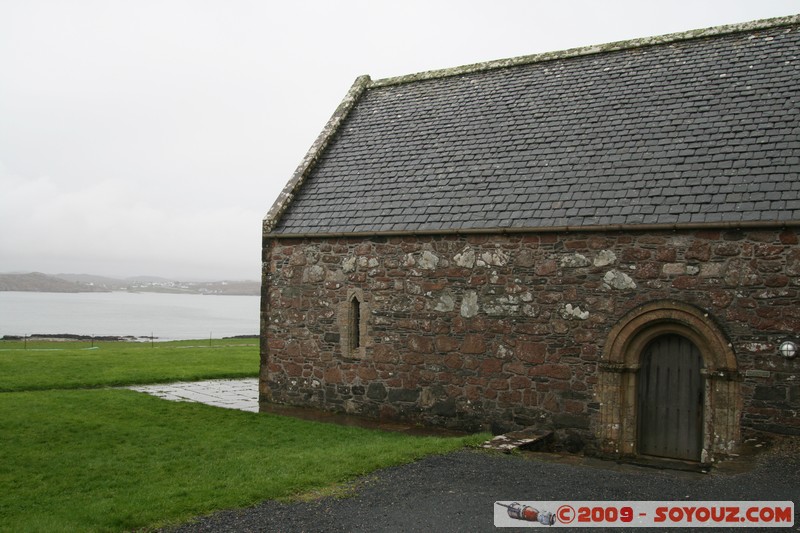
[577,506,634,523]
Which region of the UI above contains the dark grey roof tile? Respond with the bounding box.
[270,21,800,234]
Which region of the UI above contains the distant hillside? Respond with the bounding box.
[0,272,109,293]
[55,273,135,288]
[0,272,260,295]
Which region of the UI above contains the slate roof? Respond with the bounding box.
[266,16,800,236]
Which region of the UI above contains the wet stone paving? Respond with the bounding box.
[127,378,468,437]
[128,378,259,412]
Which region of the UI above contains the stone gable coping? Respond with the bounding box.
[263,75,371,233]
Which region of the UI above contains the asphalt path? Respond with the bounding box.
[165,444,799,533]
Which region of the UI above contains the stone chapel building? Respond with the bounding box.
[261,16,800,464]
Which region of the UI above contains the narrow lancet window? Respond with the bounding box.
[350,295,361,351]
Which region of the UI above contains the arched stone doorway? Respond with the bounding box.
[597,301,740,463]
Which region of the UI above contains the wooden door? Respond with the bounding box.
[637,334,704,461]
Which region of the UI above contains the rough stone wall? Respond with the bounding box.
[260,228,800,450]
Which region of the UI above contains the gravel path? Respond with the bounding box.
[164,446,799,532]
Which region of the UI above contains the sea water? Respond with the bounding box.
[0,291,259,341]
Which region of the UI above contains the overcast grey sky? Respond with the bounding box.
[1,1,798,280]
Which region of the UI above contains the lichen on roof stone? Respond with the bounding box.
[265,15,800,237]
[369,14,800,88]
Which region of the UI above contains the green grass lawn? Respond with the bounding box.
[0,338,258,391]
[0,339,486,532]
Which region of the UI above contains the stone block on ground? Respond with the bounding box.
[481,428,554,453]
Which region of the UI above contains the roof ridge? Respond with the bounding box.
[370,14,800,88]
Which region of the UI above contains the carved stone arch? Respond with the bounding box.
[597,300,741,463]
[603,300,737,372]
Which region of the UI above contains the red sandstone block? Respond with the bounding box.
[713,242,741,257]
[779,230,798,245]
[581,345,598,359]
[419,370,437,382]
[466,234,490,245]
[539,292,563,304]
[621,247,651,261]
[535,260,558,276]
[286,343,302,357]
[531,364,572,380]
[444,354,463,369]
[635,262,661,279]
[465,384,483,401]
[514,323,550,335]
[466,375,488,386]
[636,235,667,245]
[461,334,486,354]
[498,390,522,407]
[521,389,538,406]
[408,335,434,353]
[323,366,341,383]
[587,235,612,249]
[436,372,457,385]
[435,336,460,352]
[385,377,403,388]
[269,338,286,349]
[565,399,586,414]
[548,380,571,391]
[422,353,444,367]
[655,247,677,262]
[480,358,503,374]
[358,366,378,380]
[402,375,419,389]
[709,290,733,308]
[542,393,559,411]
[573,329,594,343]
[422,280,448,291]
[571,381,588,392]
[509,376,531,389]
[372,344,397,363]
[396,319,417,330]
[565,239,587,250]
[279,362,300,377]
[686,242,711,261]
[404,352,425,365]
[754,243,784,258]
[463,357,480,371]
[488,378,510,391]
[517,341,547,363]
[672,276,700,289]
[502,360,527,375]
